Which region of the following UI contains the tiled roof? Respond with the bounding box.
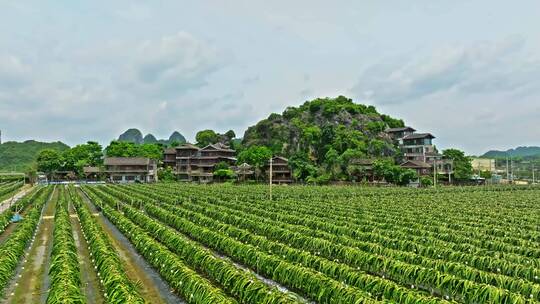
[403,133,435,140]
[386,126,416,133]
[400,160,432,169]
[176,143,200,150]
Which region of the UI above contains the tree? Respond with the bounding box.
[105,141,138,157]
[237,146,273,181]
[62,141,104,177]
[289,152,318,181]
[104,141,162,160]
[36,149,62,178]
[443,148,473,180]
[138,143,163,160]
[195,130,219,147]
[158,167,176,181]
[213,162,235,181]
[224,130,236,140]
[373,159,417,185]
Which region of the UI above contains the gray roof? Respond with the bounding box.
[104,157,154,166]
[403,133,435,140]
[202,143,235,153]
[164,148,176,154]
[176,143,200,150]
[400,160,431,169]
[386,126,416,133]
[83,166,101,173]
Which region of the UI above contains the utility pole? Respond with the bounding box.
[511,158,514,183]
[269,157,273,201]
[433,159,437,187]
[533,164,536,184]
[448,161,452,185]
[506,157,509,183]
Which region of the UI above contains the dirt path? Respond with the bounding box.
[68,201,104,304]
[4,187,56,304]
[78,188,183,304]
[0,187,37,245]
[0,185,32,214]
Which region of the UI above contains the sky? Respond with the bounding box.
[0,1,539,155]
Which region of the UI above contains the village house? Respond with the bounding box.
[103,157,158,183]
[266,156,293,184]
[165,143,237,183]
[386,127,453,176]
[386,126,416,142]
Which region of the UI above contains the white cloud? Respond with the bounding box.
[352,36,535,105]
[0,55,32,88]
[351,37,540,154]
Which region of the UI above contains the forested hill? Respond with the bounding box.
[0,140,70,172]
[241,96,405,179]
[482,146,540,159]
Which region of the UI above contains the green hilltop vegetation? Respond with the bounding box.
[0,140,70,172]
[240,96,411,183]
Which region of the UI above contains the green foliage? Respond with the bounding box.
[479,170,493,179]
[105,141,163,160]
[91,183,540,304]
[380,114,405,128]
[0,140,69,172]
[420,176,433,187]
[195,129,219,147]
[237,146,272,168]
[224,130,236,140]
[37,149,62,176]
[213,169,236,181]
[61,141,103,177]
[0,186,52,295]
[158,167,177,182]
[105,141,138,157]
[443,148,473,180]
[242,96,403,182]
[373,159,418,185]
[47,188,85,304]
[289,152,318,181]
[69,186,145,303]
[214,161,231,171]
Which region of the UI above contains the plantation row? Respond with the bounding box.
[92,183,540,304]
[0,181,23,201]
[0,183,538,304]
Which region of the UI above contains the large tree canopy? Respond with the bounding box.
[195,130,219,147]
[36,149,62,177]
[105,141,163,160]
[443,148,473,180]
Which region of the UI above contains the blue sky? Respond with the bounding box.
[0,1,539,155]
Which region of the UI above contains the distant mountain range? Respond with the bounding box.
[482,146,540,158]
[118,128,186,146]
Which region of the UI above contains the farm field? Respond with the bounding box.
[0,184,539,303]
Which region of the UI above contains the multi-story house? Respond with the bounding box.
[266,156,293,184]
[165,143,237,182]
[104,157,158,183]
[163,147,177,169]
[386,126,416,142]
[386,128,453,176]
